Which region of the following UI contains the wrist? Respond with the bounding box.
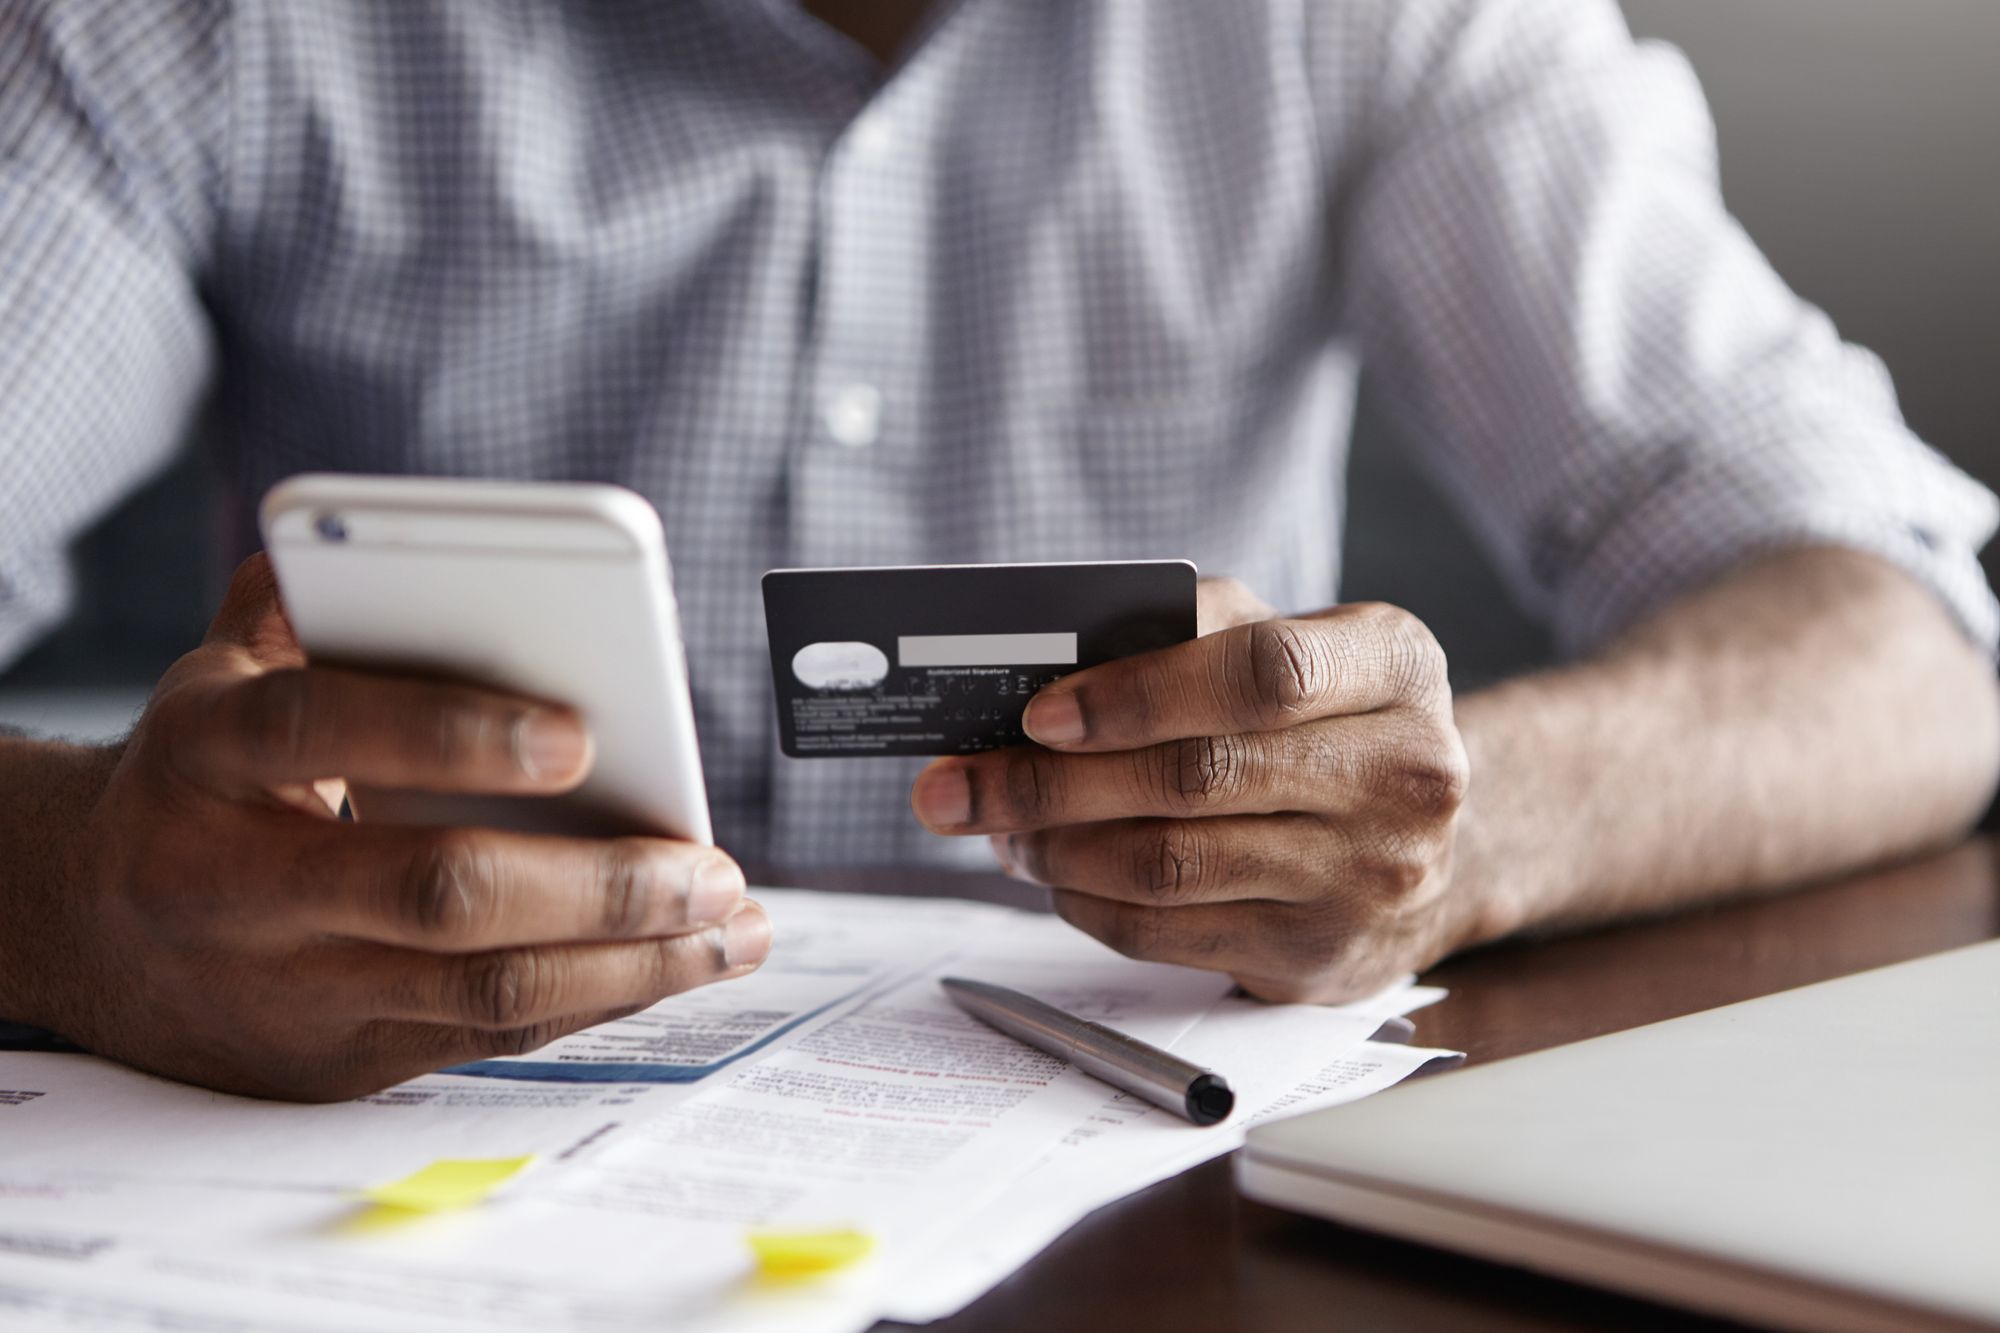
[1438,795,1530,956]
[0,737,120,1029]
[1435,692,1554,955]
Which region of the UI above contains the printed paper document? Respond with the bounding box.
[0,887,1453,1331]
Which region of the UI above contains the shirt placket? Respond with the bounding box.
[768,58,953,864]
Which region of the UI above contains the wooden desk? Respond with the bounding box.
[757,838,2000,1332]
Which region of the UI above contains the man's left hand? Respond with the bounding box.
[910,580,1473,1002]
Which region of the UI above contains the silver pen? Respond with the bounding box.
[940,976,1235,1126]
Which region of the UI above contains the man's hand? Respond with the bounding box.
[910,580,1470,1002]
[4,555,769,1101]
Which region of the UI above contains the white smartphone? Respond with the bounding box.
[259,474,714,845]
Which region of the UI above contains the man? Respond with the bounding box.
[1,0,1994,1100]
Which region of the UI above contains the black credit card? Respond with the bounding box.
[762,561,1197,757]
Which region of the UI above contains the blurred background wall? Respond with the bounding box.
[4,0,1997,694]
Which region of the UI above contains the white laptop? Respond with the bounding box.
[1238,939,2000,1333]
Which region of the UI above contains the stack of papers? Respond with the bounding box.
[0,888,1456,1331]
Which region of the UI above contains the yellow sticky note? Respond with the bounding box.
[359,1156,535,1213]
[746,1228,876,1280]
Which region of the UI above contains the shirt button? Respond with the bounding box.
[847,116,894,158]
[822,383,883,448]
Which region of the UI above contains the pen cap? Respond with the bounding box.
[1185,1074,1234,1126]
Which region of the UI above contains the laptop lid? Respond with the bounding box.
[1238,939,2000,1333]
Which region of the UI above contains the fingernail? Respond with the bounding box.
[1023,691,1085,746]
[914,767,973,829]
[688,856,746,925]
[721,906,772,969]
[516,710,590,780]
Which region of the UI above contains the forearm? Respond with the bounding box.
[1451,546,2000,946]
[0,733,119,1027]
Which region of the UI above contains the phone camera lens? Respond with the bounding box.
[314,512,349,543]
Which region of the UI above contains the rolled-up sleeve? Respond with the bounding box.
[0,0,225,665]
[1325,0,2000,655]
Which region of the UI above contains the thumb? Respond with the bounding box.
[202,553,306,669]
[1196,576,1278,636]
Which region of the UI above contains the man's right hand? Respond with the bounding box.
[0,555,768,1102]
